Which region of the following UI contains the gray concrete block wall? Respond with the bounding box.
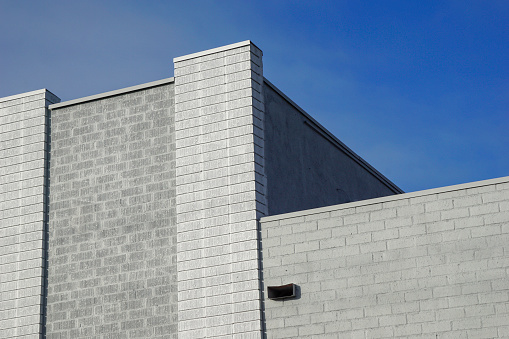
[0,89,59,339]
[47,83,177,338]
[260,176,509,338]
[263,80,401,216]
[174,41,266,339]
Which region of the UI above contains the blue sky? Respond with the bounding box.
[1,1,507,192]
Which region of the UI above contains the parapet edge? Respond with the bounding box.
[0,89,60,103]
[49,77,175,110]
[260,175,509,222]
[173,40,261,63]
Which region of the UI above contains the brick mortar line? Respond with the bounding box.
[177,112,263,127]
[174,98,262,119]
[0,310,44,320]
[179,310,262,323]
[0,195,43,206]
[0,263,44,272]
[176,202,266,222]
[0,141,47,154]
[178,280,260,293]
[0,186,44,196]
[0,88,56,103]
[1,203,45,215]
[0,318,43,331]
[174,90,262,111]
[0,127,48,140]
[174,78,261,103]
[174,48,262,67]
[0,183,46,196]
[174,101,262,123]
[177,190,266,207]
[175,77,262,99]
[179,298,260,312]
[3,284,42,300]
[175,120,261,141]
[176,172,264,190]
[176,200,267,218]
[177,258,260,276]
[176,178,263,192]
[174,50,260,70]
[176,129,264,154]
[0,105,48,120]
[176,152,263,171]
[0,224,43,234]
[0,115,47,131]
[0,98,56,110]
[174,67,262,87]
[175,154,263,176]
[0,155,47,167]
[0,229,43,239]
[0,132,47,144]
[176,139,263,159]
[174,97,263,119]
[0,302,43,312]
[0,216,45,227]
[174,119,263,140]
[0,171,46,184]
[175,64,263,86]
[0,280,44,293]
[0,248,44,260]
[177,236,261,253]
[174,59,262,83]
[0,274,44,287]
[178,308,261,321]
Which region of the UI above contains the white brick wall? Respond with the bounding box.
[174,41,266,338]
[261,176,509,338]
[0,89,59,339]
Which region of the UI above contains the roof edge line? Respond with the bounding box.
[261,175,509,222]
[173,40,257,63]
[263,77,403,194]
[0,89,52,103]
[49,77,175,110]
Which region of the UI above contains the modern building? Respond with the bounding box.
[1,41,508,339]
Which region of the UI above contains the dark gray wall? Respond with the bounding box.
[47,83,177,338]
[263,81,400,216]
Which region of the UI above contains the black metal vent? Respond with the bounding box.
[267,284,296,300]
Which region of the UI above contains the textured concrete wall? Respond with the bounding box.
[261,176,509,338]
[174,41,266,338]
[263,80,400,216]
[47,82,177,338]
[0,89,59,339]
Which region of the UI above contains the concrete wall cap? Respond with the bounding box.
[173,40,261,63]
[261,175,509,222]
[0,89,59,103]
[49,77,174,110]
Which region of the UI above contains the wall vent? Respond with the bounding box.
[267,284,296,300]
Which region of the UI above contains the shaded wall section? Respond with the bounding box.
[46,80,177,338]
[261,176,509,338]
[263,79,401,216]
[0,89,59,339]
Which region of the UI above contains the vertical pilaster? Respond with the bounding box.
[174,41,266,338]
[0,89,59,338]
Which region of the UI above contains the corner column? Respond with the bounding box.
[174,41,266,338]
[0,89,60,338]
